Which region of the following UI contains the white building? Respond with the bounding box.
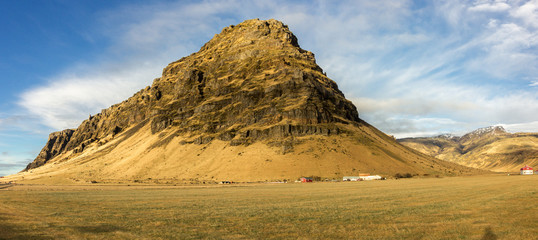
[520,165,534,175]
[343,175,383,181]
[343,176,361,181]
[360,175,383,181]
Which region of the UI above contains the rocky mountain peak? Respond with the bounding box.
[25,19,360,171]
[474,126,506,134]
[460,126,507,142]
[201,18,301,53]
[160,18,321,85]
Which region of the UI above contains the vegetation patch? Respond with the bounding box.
[394,173,414,178]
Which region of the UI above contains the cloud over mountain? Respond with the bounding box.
[15,0,538,139]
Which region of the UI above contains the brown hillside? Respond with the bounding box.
[6,19,483,184]
[399,126,538,172]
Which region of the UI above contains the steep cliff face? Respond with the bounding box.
[147,18,359,144]
[17,19,483,183]
[25,129,74,170]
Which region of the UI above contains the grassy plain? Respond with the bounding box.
[0,175,536,239]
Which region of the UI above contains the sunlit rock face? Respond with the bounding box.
[25,19,359,170]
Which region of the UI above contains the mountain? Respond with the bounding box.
[7,19,482,184]
[399,126,538,172]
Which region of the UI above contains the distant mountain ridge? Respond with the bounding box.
[399,126,538,172]
[459,126,508,143]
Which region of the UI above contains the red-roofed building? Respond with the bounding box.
[520,165,533,175]
[300,177,313,182]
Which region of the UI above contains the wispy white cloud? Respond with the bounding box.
[511,0,538,28]
[352,75,538,138]
[469,0,511,12]
[19,61,161,130]
[501,120,538,132]
[0,114,46,134]
[17,1,246,131]
[468,22,538,79]
[434,1,469,29]
[0,152,32,176]
[14,0,538,139]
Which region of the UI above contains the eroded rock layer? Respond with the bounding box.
[25,19,359,170]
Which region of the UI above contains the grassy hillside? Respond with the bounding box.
[399,131,538,172]
[0,175,536,239]
[4,120,483,184]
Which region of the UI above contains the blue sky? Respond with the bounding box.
[1,0,537,176]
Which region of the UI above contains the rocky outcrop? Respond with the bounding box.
[25,19,360,170]
[24,129,74,170]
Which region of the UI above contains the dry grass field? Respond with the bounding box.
[0,175,536,239]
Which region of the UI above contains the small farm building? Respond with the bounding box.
[343,176,361,181]
[343,175,383,181]
[300,177,313,182]
[360,175,383,181]
[520,165,533,175]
